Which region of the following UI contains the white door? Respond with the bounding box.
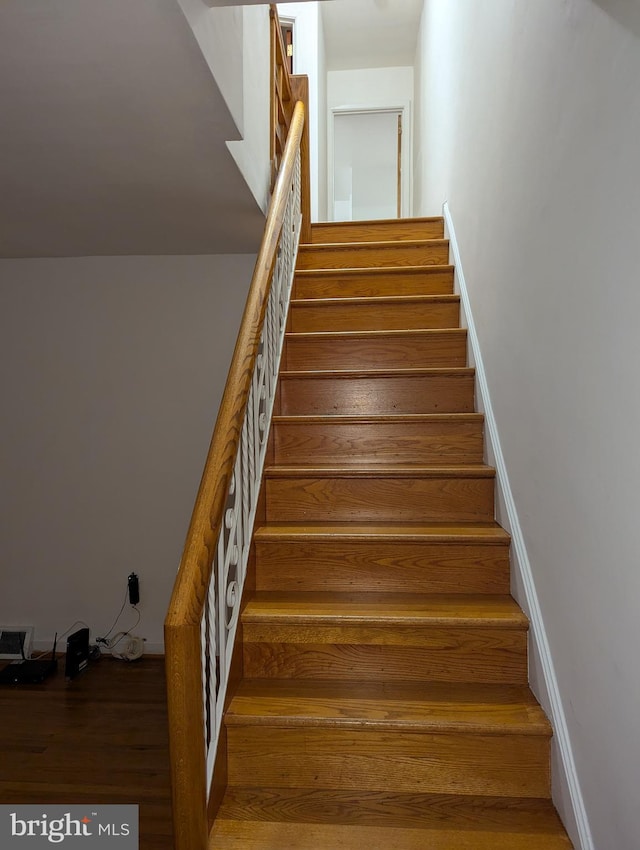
[333,110,401,221]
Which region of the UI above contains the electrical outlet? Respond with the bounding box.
[127,573,140,606]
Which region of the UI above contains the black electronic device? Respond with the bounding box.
[0,634,58,685]
[128,572,140,606]
[64,627,90,680]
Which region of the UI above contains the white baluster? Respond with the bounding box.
[203,154,302,791]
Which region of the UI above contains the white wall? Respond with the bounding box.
[278,2,327,221]
[328,67,414,218]
[227,4,272,213]
[0,0,265,257]
[316,11,328,221]
[177,0,245,134]
[415,2,640,849]
[328,66,413,110]
[0,255,254,653]
[179,0,271,215]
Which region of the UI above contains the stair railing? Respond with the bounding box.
[164,99,305,850]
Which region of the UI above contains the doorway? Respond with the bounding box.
[330,107,407,222]
[280,20,294,75]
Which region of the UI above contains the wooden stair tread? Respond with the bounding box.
[242,592,528,628]
[209,209,573,847]
[211,789,572,849]
[299,238,449,251]
[280,366,474,378]
[284,329,467,370]
[285,327,465,340]
[315,215,444,224]
[293,266,454,298]
[272,413,483,424]
[290,294,460,307]
[214,787,571,837]
[226,680,550,735]
[211,820,571,849]
[308,214,444,232]
[265,464,495,479]
[277,368,476,415]
[271,414,484,466]
[254,521,510,544]
[297,242,450,271]
[295,264,454,276]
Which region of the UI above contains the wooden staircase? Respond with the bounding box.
[209,217,573,849]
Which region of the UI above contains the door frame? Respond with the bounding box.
[278,15,296,73]
[328,103,412,221]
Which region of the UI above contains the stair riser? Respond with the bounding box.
[265,476,495,522]
[271,420,484,466]
[294,269,454,298]
[278,373,475,416]
[243,629,528,684]
[288,300,460,332]
[297,242,449,270]
[226,728,550,797]
[309,219,445,243]
[284,332,467,371]
[255,542,510,594]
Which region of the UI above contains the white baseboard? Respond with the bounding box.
[443,201,593,850]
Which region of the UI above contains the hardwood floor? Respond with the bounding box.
[0,656,172,849]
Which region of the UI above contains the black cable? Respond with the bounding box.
[29,620,91,660]
[106,607,141,650]
[96,587,130,643]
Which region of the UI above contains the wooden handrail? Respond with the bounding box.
[165,100,306,850]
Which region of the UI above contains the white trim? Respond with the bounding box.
[327,102,412,221]
[443,201,593,850]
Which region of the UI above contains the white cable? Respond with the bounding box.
[104,632,145,662]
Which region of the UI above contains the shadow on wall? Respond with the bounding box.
[594,0,640,39]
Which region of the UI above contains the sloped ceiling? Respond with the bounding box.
[0,0,265,257]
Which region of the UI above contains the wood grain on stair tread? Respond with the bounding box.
[242,639,528,684]
[242,592,527,627]
[210,213,572,846]
[309,216,445,243]
[214,787,572,838]
[226,726,550,796]
[241,593,528,684]
[284,328,467,370]
[288,294,460,332]
[294,265,454,298]
[265,464,494,478]
[296,239,450,270]
[255,540,510,594]
[225,680,550,735]
[273,412,484,424]
[254,522,511,594]
[277,367,476,415]
[210,819,571,850]
[254,520,510,543]
[271,413,484,466]
[265,471,495,523]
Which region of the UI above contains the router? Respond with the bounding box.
[64,627,90,680]
[0,634,58,685]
